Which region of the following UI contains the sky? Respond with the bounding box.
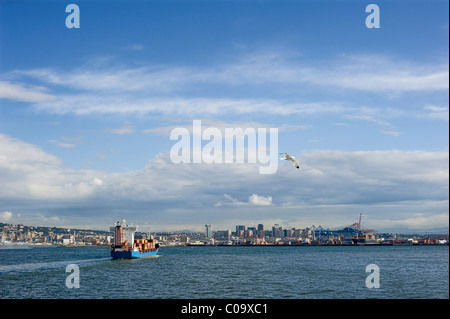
[0,0,448,233]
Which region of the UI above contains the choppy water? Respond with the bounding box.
[0,245,448,299]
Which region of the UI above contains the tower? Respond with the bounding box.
[205,224,212,239]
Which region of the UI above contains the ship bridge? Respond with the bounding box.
[110,219,137,249]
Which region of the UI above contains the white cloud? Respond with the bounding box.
[344,113,403,136]
[11,51,448,106]
[0,133,448,231]
[0,211,13,222]
[93,177,104,186]
[5,51,445,125]
[380,130,404,137]
[142,119,311,136]
[34,94,344,117]
[0,81,55,102]
[325,55,448,92]
[248,194,273,206]
[14,66,195,93]
[209,51,449,92]
[215,194,247,206]
[49,136,83,148]
[49,140,76,148]
[385,213,449,230]
[419,105,449,121]
[215,193,273,206]
[0,134,105,200]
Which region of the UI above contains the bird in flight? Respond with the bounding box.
[280,153,300,169]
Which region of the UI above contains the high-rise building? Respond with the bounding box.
[285,228,294,238]
[235,225,245,239]
[272,224,283,238]
[236,225,245,233]
[257,224,264,238]
[246,226,256,238]
[205,224,212,239]
[247,226,256,232]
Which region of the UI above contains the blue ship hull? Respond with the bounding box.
[111,249,159,259]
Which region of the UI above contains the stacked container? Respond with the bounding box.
[133,238,157,252]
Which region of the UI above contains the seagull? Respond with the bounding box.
[280,153,300,169]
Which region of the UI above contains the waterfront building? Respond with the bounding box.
[214,230,231,239]
[179,235,190,243]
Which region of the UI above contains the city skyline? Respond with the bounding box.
[1,216,449,236]
[0,1,448,234]
[2,221,448,248]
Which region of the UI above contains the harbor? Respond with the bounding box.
[1,214,448,248]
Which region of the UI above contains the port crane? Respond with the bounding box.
[343,213,374,237]
[310,225,325,242]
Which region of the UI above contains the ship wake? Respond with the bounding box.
[0,257,111,274]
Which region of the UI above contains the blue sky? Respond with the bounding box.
[0,0,448,233]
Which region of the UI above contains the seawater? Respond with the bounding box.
[0,245,448,299]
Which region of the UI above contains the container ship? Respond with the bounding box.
[352,234,377,245]
[350,213,377,245]
[110,220,159,259]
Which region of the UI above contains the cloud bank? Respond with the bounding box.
[0,133,447,232]
[3,51,446,120]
